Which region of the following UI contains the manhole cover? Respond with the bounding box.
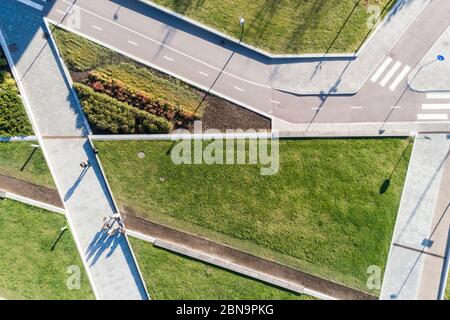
[8,43,17,53]
[138,152,145,159]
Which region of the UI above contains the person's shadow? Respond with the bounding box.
[64,166,89,201]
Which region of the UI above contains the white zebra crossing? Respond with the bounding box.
[371,57,411,91]
[417,95,450,121]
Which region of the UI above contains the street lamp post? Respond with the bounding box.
[239,17,245,42]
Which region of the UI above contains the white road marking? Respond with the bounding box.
[380,61,402,87]
[417,114,448,120]
[17,0,43,11]
[163,56,174,62]
[312,107,321,110]
[350,106,363,109]
[390,106,402,109]
[271,100,281,104]
[371,57,393,82]
[426,93,450,100]
[59,0,271,89]
[198,71,209,77]
[57,9,68,15]
[234,86,245,92]
[389,65,411,91]
[92,25,103,31]
[128,40,139,46]
[422,104,450,110]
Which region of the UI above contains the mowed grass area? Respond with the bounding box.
[0,142,55,189]
[96,138,412,293]
[130,238,311,300]
[0,50,33,137]
[152,0,395,54]
[0,199,94,299]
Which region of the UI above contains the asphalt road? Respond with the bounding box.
[27,0,450,126]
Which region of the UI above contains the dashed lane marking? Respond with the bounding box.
[92,25,103,31]
[234,86,245,92]
[163,56,174,62]
[59,0,271,89]
[128,41,139,46]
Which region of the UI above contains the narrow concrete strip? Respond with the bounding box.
[17,0,43,11]
[2,192,65,215]
[0,136,38,142]
[153,239,327,299]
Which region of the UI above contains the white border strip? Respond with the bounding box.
[17,0,43,11]
[153,238,337,300]
[0,136,38,142]
[1,192,65,215]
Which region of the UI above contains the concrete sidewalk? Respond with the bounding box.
[381,133,450,300]
[0,1,148,300]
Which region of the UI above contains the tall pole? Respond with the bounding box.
[239,17,245,42]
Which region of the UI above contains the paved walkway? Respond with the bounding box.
[408,25,450,92]
[381,133,450,300]
[0,1,148,300]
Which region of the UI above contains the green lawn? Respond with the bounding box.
[0,50,33,137]
[96,138,411,293]
[130,238,310,300]
[0,142,55,189]
[152,0,395,54]
[0,199,94,299]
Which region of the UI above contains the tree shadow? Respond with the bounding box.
[379,138,413,194]
[20,146,37,172]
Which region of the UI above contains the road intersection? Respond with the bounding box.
[35,0,450,131]
[4,0,450,300]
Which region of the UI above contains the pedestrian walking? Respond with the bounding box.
[79,160,91,168]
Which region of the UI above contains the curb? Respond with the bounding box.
[153,238,336,300]
[0,136,38,142]
[0,191,65,215]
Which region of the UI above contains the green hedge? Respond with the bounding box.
[0,71,33,136]
[74,83,172,134]
[87,71,197,128]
